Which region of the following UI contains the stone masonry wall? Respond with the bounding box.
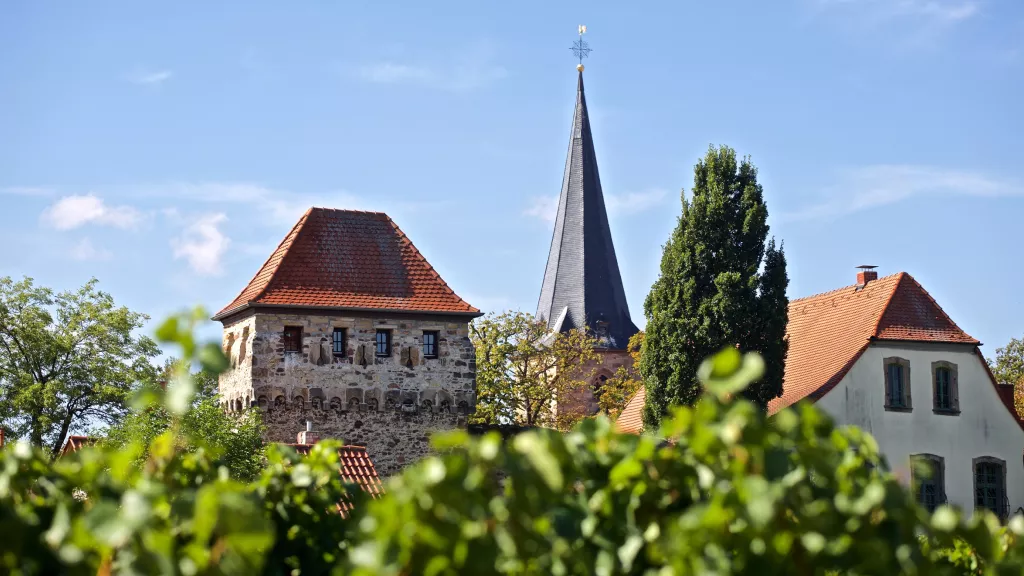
[247,312,476,411]
[220,314,257,410]
[262,403,466,477]
[218,310,477,474]
[558,349,636,417]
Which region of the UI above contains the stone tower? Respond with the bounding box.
[214,207,482,476]
[537,68,641,414]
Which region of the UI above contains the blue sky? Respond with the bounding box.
[1,0,1022,355]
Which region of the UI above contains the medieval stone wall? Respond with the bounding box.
[241,312,476,412]
[262,403,466,477]
[558,349,636,417]
[217,310,477,474]
[220,314,257,410]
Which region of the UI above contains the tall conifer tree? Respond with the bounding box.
[640,146,788,425]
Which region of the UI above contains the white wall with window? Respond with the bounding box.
[815,342,1024,519]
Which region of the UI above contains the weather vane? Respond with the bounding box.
[570,24,591,71]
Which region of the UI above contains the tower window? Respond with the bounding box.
[376,330,391,357]
[283,326,302,353]
[422,331,439,359]
[333,328,346,356]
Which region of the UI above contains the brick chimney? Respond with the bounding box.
[297,420,320,445]
[856,265,878,287]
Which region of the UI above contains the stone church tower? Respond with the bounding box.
[537,67,641,415]
[214,207,482,476]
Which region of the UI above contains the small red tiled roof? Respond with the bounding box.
[617,272,999,432]
[286,444,384,515]
[615,387,645,434]
[60,435,97,456]
[214,208,481,320]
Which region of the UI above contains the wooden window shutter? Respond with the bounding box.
[884,363,892,406]
[953,371,959,411]
[905,362,912,409]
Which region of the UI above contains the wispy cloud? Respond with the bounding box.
[171,213,230,276]
[41,194,143,230]
[1,186,52,197]
[70,238,113,261]
[524,196,559,222]
[523,189,669,222]
[782,164,1023,222]
[812,0,979,46]
[607,189,670,214]
[356,60,507,92]
[128,69,173,86]
[358,63,434,84]
[817,0,979,22]
[353,43,507,92]
[154,182,375,226]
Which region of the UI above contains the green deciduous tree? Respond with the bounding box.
[989,336,1024,417]
[103,363,267,482]
[0,277,159,457]
[470,311,597,430]
[640,145,789,426]
[5,312,1024,575]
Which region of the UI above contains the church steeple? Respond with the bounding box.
[536,65,639,349]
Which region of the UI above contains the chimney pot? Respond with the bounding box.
[855,265,878,286]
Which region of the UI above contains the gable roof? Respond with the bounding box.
[214,208,481,321]
[616,272,994,432]
[535,71,639,350]
[768,272,978,413]
[286,444,384,516]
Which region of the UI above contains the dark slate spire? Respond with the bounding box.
[536,70,639,349]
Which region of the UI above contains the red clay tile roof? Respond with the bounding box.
[769,272,978,413]
[616,272,998,431]
[214,208,481,320]
[60,435,97,456]
[286,443,384,515]
[615,387,645,434]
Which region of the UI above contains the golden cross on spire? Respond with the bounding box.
[570,24,591,71]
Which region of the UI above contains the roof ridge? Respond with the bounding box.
[385,215,480,312]
[310,206,388,216]
[255,209,317,302]
[870,271,907,338]
[876,272,979,344]
[790,271,904,304]
[216,207,482,319]
[218,209,311,318]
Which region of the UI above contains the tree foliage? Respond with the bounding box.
[103,362,267,482]
[0,277,159,457]
[988,336,1024,418]
[0,307,359,575]
[470,311,598,429]
[3,310,1024,575]
[640,145,788,427]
